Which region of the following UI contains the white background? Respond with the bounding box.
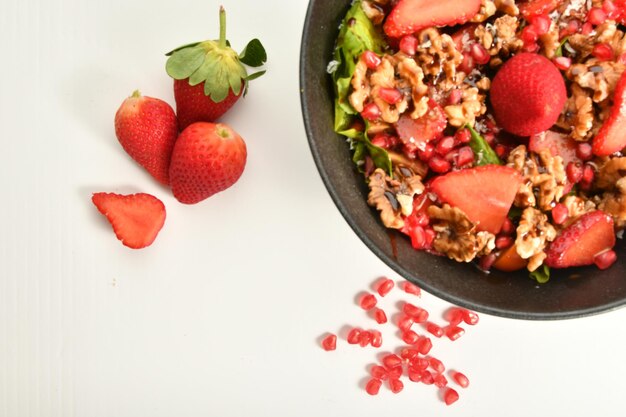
[2,0,626,416]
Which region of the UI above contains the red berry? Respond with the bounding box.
[594,250,617,270]
[376,278,395,297]
[416,336,433,355]
[521,25,539,45]
[408,369,422,382]
[402,330,420,345]
[379,87,404,104]
[361,102,381,121]
[429,155,452,173]
[362,50,381,69]
[588,7,607,25]
[371,133,392,149]
[347,328,362,344]
[401,348,420,361]
[398,314,414,332]
[436,136,456,155]
[410,357,429,371]
[374,308,388,324]
[389,378,404,394]
[462,310,480,326]
[387,366,403,379]
[566,161,584,184]
[359,293,378,310]
[359,330,372,347]
[434,374,449,388]
[370,330,383,348]
[552,203,569,225]
[426,322,444,338]
[592,43,614,61]
[321,334,337,351]
[470,43,491,65]
[446,326,465,341]
[576,142,593,161]
[421,370,435,385]
[402,281,422,297]
[452,371,470,388]
[445,308,464,325]
[553,56,572,70]
[403,303,429,323]
[429,357,445,374]
[456,146,475,167]
[444,387,460,405]
[459,51,476,73]
[371,365,388,380]
[455,128,471,144]
[366,378,383,395]
[417,142,435,161]
[409,225,427,249]
[382,354,403,369]
[399,35,418,55]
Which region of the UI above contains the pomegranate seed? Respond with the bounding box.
[371,365,388,380]
[347,328,362,344]
[495,144,508,159]
[373,308,388,324]
[592,43,614,60]
[402,330,420,345]
[495,236,514,250]
[398,314,414,332]
[582,22,594,35]
[445,308,464,326]
[429,357,445,374]
[417,142,435,161]
[470,43,491,65]
[370,330,383,348]
[567,19,582,35]
[361,102,381,121]
[426,322,444,338]
[459,52,475,73]
[416,336,433,355]
[462,310,479,326]
[429,155,451,173]
[521,25,539,45]
[403,303,429,322]
[408,369,422,382]
[436,136,456,155]
[365,378,383,395]
[321,334,337,351]
[553,56,572,70]
[399,35,418,55]
[455,128,471,144]
[421,370,435,385]
[479,253,497,272]
[409,225,427,249]
[415,213,430,227]
[446,326,465,341]
[595,250,617,270]
[410,357,429,371]
[483,132,496,145]
[582,164,595,185]
[448,89,463,105]
[455,146,475,167]
[389,378,404,394]
[359,330,372,347]
[387,366,403,379]
[444,387,460,405]
[434,374,449,388]
[424,227,436,248]
[371,133,392,149]
[452,371,470,388]
[402,281,422,297]
[401,348,420,361]
[501,217,515,235]
[376,278,394,297]
[362,50,381,69]
[588,7,607,25]
[383,354,403,369]
[378,87,403,104]
[604,0,618,15]
[566,161,584,184]
[359,293,378,310]
[576,142,593,161]
[531,15,551,34]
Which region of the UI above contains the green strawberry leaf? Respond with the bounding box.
[188,55,220,86]
[166,45,207,80]
[245,70,266,81]
[239,39,267,67]
[165,41,202,56]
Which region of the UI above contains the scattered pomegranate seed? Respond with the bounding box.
[362,50,381,69]
[452,371,470,388]
[347,328,362,344]
[444,387,460,405]
[382,354,403,369]
[403,303,429,323]
[359,330,372,347]
[402,281,422,297]
[455,146,474,167]
[552,203,569,225]
[370,330,383,348]
[417,142,435,161]
[424,227,436,248]
[553,56,572,70]
[371,365,388,380]
[446,326,465,341]
[399,34,418,55]
[428,155,451,173]
[402,330,420,345]
[462,310,479,326]
[421,370,435,385]
[566,161,584,184]
[501,217,515,235]
[588,7,607,25]
[411,357,429,371]
[459,52,476,73]
[387,366,403,379]
[379,87,403,104]
[436,136,456,155]
[416,336,433,355]
[321,334,337,351]
[455,128,471,144]
[373,308,388,324]
[361,102,381,121]
[576,142,593,161]
[470,43,491,65]
[366,378,383,395]
[401,347,420,361]
[594,250,617,270]
[389,378,404,393]
[448,89,463,105]
[582,21,594,35]
[359,293,378,310]
[409,225,427,250]
[531,15,551,34]
[398,314,414,332]
[434,374,449,388]
[376,278,395,297]
[495,236,514,250]
[429,357,445,374]
[592,43,614,61]
[582,164,595,185]
[521,25,539,45]
[426,322,444,338]
[445,308,464,326]
[408,369,422,382]
[370,133,390,148]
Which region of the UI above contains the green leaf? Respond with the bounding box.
[245,70,266,81]
[204,63,231,102]
[188,55,220,86]
[508,207,524,220]
[366,140,393,175]
[239,39,267,67]
[165,41,202,56]
[467,125,502,166]
[166,45,207,80]
[555,37,569,58]
[530,264,551,284]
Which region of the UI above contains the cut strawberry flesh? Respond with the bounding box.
[519,0,563,19]
[545,211,616,268]
[592,71,626,156]
[384,0,482,38]
[395,100,446,146]
[431,165,523,234]
[529,130,580,167]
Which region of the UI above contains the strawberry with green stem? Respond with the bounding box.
[165,6,267,130]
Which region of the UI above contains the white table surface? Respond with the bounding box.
[2,0,626,416]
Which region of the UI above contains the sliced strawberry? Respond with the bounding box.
[92,192,166,249]
[519,0,563,19]
[431,165,523,234]
[592,71,626,156]
[395,100,446,146]
[529,130,580,166]
[545,211,616,268]
[383,0,482,38]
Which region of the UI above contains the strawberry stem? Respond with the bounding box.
[218,6,227,48]
[131,90,141,98]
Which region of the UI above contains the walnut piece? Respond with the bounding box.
[567,60,626,103]
[515,207,557,272]
[557,84,594,141]
[494,0,519,15]
[361,0,386,25]
[428,204,496,263]
[596,157,626,229]
[471,0,497,23]
[596,157,626,190]
[444,86,486,127]
[561,195,597,220]
[367,168,425,229]
[474,16,523,67]
[415,28,463,91]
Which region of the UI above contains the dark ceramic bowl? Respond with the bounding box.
[299,0,626,320]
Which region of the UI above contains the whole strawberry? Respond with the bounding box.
[114,90,178,185]
[169,122,247,204]
[165,7,267,130]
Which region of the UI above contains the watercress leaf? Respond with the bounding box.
[529,264,551,284]
[467,124,502,166]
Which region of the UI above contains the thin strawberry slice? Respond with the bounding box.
[545,211,615,268]
[593,71,626,156]
[431,165,522,234]
[395,100,446,145]
[529,130,580,167]
[383,0,481,38]
[519,0,563,19]
[92,192,166,249]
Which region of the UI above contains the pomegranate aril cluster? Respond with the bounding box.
[320,278,478,406]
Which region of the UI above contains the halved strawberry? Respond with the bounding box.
[92,192,166,249]
[545,211,616,268]
[529,130,579,167]
[431,165,523,234]
[592,71,626,156]
[383,0,482,39]
[395,100,446,145]
[519,0,563,19]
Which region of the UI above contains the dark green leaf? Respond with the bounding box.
[166,46,207,80]
[239,39,267,67]
[508,207,524,220]
[467,124,502,166]
[529,264,551,284]
[366,140,393,175]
